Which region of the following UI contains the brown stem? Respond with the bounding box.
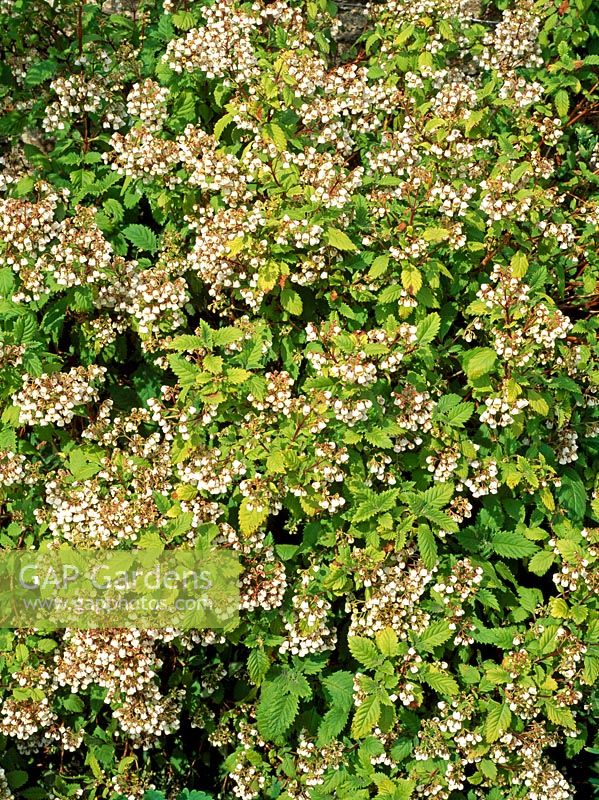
[76,2,83,56]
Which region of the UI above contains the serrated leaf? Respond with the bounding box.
[213,113,234,141]
[172,10,195,29]
[351,694,380,738]
[421,665,458,695]
[227,367,252,385]
[510,252,528,278]
[167,355,198,388]
[353,488,399,523]
[123,224,158,253]
[375,628,399,657]
[444,402,474,427]
[264,122,287,149]
[281,286,303,316]
[476,587,501,612]
[326,227,358,251]
[416,620,452,651]
[401,267,422,294]
[212,327,244,347]
[485,701,512,742]
[583,655,599,685]
[24,59,57,86]
[68,449,101,481]
[528,549,554,576]
[364,428,393,449]
[422,482,454,508]
[256,683,299,740]
[103,198,124,223]
[168,335,206,351]
[479,759,498,780]
[490,532,539,559]
[416,313,440,345]
[204,354,223,374]
[394,779,415,800]
[554,89,570,118]
[417,526,438,568]
[318,671,354,745]
[348,636,382,669]
[318,702,352,745]
[545,701,576,730]
[323,671,355,704]
[247,649,270,686]
[463,347,497,379]
[557,471,586,523]
[368,255,389,280]
[238,498,269,535]
[266,450,286,473]
[422,227,449,242]
[379,284,406,304]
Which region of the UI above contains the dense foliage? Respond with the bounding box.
[0,0,599,797]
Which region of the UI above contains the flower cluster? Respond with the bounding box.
[13,366,106,428]
[1,0,598,796]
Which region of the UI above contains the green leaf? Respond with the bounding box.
[510,252,528,278]
[264,122,287,149]
[485,701,512,742]
[490,531,539,559]
[417,526,438,568]
[422,482,453,508]
[239,498,269,536]
[438,398,474,427]
[416,313,440,345]
[545,701,576,730]
[479,759,498,780]
[368,255,389,279]
[351,694,380,738]
[554,89,570,119]
[281,286,303,315]
[318,702,352,745]
[172,10,196,29]
[68,449,101,481]
[227,367,252,385]
[462,347,497,379]
[247,649,270,686]
[123,224,159,253]
[318,671,354,745]
[213,113,234,141]
[24,59,57,86]
[401,266,422,294]
[348,636,382,669]
[394,779,416,800]
[204,355,223,374]
[213,327,244,347]
[326,228,358,251]
[528,549,555,576]
[256,682,299,740]
[375,628,399,657]
[353,488,399,522]
[168,335,206,351]
[379,284,406,303]
[167,355,199,388]
[422,227,449,242]
[416,620,452,651]
[558,471,586,523]
[420,665,458,696]
[322,671,355,704]
[364,427,393,449]
[0,267,15,297]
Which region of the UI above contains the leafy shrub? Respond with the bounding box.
[0,0,598,798]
